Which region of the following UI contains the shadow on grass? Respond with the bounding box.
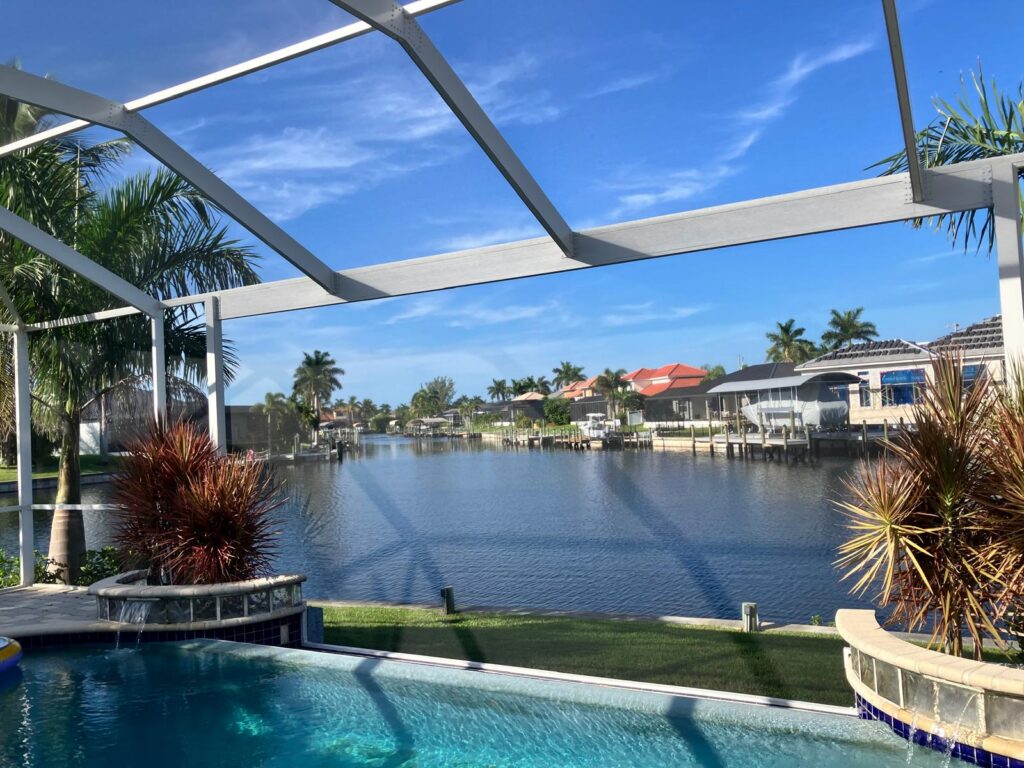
[596,458,796,701]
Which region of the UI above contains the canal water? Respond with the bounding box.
[0,436,874,624]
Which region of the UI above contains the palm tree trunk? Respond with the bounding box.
[48,410,85,584]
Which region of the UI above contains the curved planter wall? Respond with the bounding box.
[836,609,1024,766]
[88,571,306,632]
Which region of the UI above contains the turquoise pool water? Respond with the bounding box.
[0,641,940,767]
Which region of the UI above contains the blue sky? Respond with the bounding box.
[7,0,1019,406]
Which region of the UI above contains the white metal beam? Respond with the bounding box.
[994,161,1024,370]
[0,66,341,295]
[205,297,227,454]
[26,305,145,332]
[14,152,1016,327]
[0,0,461,159]
[881,0,924,203]
[0,204,164,316]
[330,0,576,257]
[13,327,34,585]
[205,155,1001,319]
[151,314,167,421]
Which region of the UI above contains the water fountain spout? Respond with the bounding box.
[115,598,157,650]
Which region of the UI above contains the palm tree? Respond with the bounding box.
[252,392,288,453]
[360,398,376,419]
[552,361,585,389]
[873,68,1023,251]
[487,378,510,402]
[346,394,360,425]
[594,367,627,420]
[511,376,537,396]
[765,319,817,363]
[701,363,727,380]
[534,375,552,395]
[416,376,456,415]
[292,350,344,442]
[1,130,258,581]
[821,308,878,350]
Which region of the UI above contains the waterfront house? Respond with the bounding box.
[80,388,207,454]
[705,363,858,430]
[554,376,598,400]
[623,363,707,395]
[642,378,719,424]
[477,397,546,425]
[795,315,1004,426]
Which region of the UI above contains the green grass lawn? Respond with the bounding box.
[320,605,854,707]
[0,454,120,483]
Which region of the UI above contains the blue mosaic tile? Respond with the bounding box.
[854,696,1019,767]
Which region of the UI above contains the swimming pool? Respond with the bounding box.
[0,641,941,767]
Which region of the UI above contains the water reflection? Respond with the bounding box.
[0,437,874,623]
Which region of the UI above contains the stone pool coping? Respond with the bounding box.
[300,638,858,718]
[837,610,1024,698]
[89,571,305,598]
[837,609,1024,764]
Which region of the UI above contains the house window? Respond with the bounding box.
[881,369,925,406]
[963,364,984,391]
[858,371,871,407]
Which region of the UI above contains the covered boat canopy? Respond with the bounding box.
[707,371,859,395]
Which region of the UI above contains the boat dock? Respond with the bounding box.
[477,421,899,463]
[487,428,655,451]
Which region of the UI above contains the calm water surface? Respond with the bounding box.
[0,437,873,624]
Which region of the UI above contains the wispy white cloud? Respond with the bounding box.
[602,305,707,327]
[193,51,563,221]
[384,295,569,328]
[607,165,736,218]
[728,38,875,162]
[600,38,874,219]
[582,67,671,99]
[439,224,543,251]
[904,249,958,267]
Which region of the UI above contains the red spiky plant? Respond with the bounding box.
[112,421,281,584]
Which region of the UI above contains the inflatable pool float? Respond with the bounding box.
[0,637,22,674]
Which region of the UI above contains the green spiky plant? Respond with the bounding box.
[835,355,1023,658]
[873,67,1023,251]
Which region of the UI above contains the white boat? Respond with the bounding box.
[577,413,611,439]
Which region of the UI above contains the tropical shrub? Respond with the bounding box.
[112,421,282,585]
[543,397,572,425]
[836,356,1024,658]
[0,548,120,587]
[77,547,124,586]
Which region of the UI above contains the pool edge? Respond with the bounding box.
[299,639,857,717]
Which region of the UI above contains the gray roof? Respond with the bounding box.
[929,315,1002,355]
[797,339,931,370]
[798,315,1004,372]
[708,371,858,395]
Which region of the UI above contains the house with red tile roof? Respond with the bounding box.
[622,363,707,396]
[555,376,599,400]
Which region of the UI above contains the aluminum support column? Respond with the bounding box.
[881,0,924,202]
[14,328,33,585]
[995,161,1024,372]
[205,297,227,454]
[151,314,167,422]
